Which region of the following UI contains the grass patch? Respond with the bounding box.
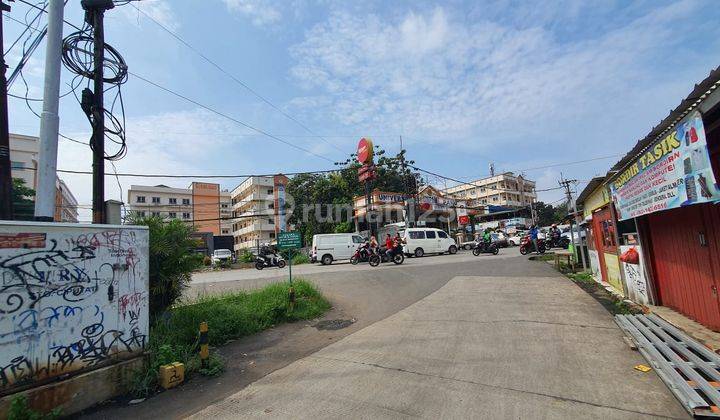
[131,279,330,397]
[291,253,310,265]
[566,272,640,315]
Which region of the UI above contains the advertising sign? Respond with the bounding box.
[357,137,374,164]
[619,245,649,305]
[610,111,720,221]
[456,202,468,224]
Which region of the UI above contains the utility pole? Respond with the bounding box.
[83,0,114,224]
[34,0,65,221]
[530,187,537,225]
[559,174,587,270]
[0,0,14,220]
[399,135,411,228]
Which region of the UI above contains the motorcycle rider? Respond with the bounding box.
[384,234,395,259]
[529,225,540,254]
[482,228,493,251]
[549,224,561,247]
[259,243,277,266]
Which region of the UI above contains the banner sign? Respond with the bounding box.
[377,193,408,203]
[277,231,302,250]
[610,111,720,221]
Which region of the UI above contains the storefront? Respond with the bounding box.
[576,178,625,296]
[606,69,720,329]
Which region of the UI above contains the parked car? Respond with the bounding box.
[311,233,365,265]
[491,232,509,248]
[400,228,457,257]
[211,249,234,265]
[507,232,524,246]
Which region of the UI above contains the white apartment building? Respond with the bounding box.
[231,175,288,252]
[9,133,79,222]
[446,172,536,210]
[127,184,232,235]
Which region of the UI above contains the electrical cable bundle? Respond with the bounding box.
[61,18,128,161]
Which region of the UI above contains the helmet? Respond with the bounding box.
[552,224,557,227]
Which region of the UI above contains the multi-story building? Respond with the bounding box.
[230,175,289,252]
[445,172,536,210]
[9,133,79,223]
[127,183,232,235]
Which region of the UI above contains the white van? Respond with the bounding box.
[311,233,365,265]
[400,228,457,257]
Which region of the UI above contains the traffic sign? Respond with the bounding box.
[277,231,302,250]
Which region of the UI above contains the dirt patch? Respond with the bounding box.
[314,319,356,330]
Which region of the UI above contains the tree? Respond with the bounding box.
[127,215,203,320]
[285,147,421,242]
[534,200,570,226]
[12,178,35,221]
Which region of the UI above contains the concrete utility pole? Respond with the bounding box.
[34,0,65,221]
[559,174,587,270]
[0,0,13,220]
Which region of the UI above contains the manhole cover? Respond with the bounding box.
[314,319,355,330]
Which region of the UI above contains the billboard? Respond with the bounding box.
[610,111,720,221]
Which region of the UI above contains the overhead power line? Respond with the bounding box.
[9,1,336,164]
[13,165,340,178]
[128,71,335,163]
[128,2,345,155]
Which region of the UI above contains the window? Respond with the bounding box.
[136,211,146,217]
[169,198,177,204]
[169,212,177,218]
[269,232,275,239]
[182,198,190,205]
[268,218,274,224]
[221,203,228,208]
[409,231,425,239]
[152,196,160,204]
[182,212,190,219]
[352,235,364,243]
[151,211,160,217]
[267,188,273,194]
[268,203,274,209]
[11,161,25,169]
[492,196,498,202]
[425,231,437,239]
[438,231,448,238]
[136,196,146,203]
[222,229,229,235]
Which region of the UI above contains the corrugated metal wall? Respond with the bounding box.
[646,204,720,330]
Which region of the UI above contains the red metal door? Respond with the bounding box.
[647,204,720,330]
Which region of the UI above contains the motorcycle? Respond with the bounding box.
[546,234,570,249]
[376,247,405,266]
[519,236,546,255]
[472,240,499,256]
[350,242,373,265]
[255,254,287,270]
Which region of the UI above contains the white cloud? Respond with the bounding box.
[287,1,713,152]
[57,109,254,221]
[121,0,180,31]
[222,0,282,26]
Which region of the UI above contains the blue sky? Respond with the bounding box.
[5,0,720,220]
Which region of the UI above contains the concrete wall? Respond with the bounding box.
[0,222,149,393]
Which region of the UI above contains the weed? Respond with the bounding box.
[8,395,60,420]
[130,279,330,397]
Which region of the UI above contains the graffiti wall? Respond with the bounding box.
[0,222,149,392]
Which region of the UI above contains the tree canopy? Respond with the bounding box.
[12,178,36,221]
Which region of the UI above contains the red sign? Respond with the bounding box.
[458,215,470,225]
[357,137,374,164]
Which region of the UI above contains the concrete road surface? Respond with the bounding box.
[190,272,688,419]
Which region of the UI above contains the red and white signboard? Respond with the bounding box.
[357,137,374,165]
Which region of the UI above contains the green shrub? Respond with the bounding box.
[126,215,203,321]
[238,249,256,263]
[291,253,310,265]
[203,256,212,266]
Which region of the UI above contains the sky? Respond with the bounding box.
[4,0,720,221]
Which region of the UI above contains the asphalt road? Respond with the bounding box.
[84,248,688,419]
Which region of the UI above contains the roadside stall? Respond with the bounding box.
[606,68,720,329]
